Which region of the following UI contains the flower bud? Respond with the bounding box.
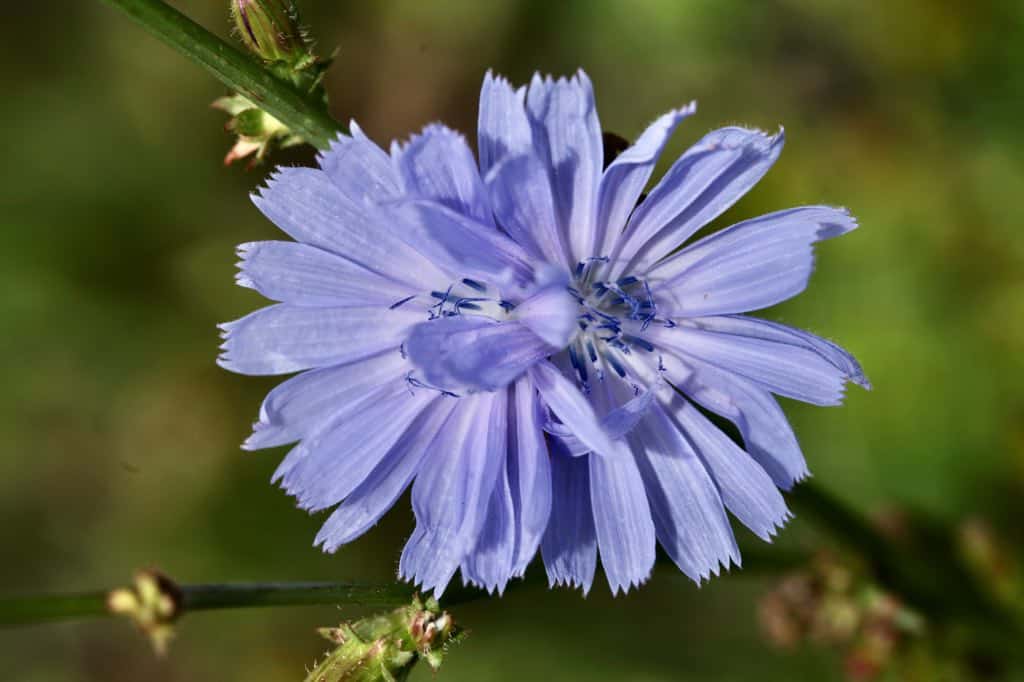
[106,569,182,656]
[305,595,461,682]
[230,0,308,64]
[212,94,302,167]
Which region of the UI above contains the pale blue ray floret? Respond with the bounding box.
[218,69,869,597]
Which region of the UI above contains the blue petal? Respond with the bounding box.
[589,444,656,594]
[386,198,537,290]
[252,167,445,290]
[394,124,493,226]
[485,153,571,266]
[278,378,438,512]
[401,392,508,596]
[668,353,809,489]
[528,361,617,457]
[317,121,401,203]
[646,315,855,406]
[509,268,578,347]
[649,206,858,316]
[508,378,551,576]
[405,317,556,393]
[546,384,659,457]
[462,438,517,594]
[631,401,740,582]
[235,241,414,307]
[541,443,597,594]
[670,395,791,541]
[478,71,533,176]
[722,315,870,389]
[526,70,603,262]
[218,303,421,376]
[244,351,406,450]
[314,398,458,552]
[611,127,784,278]
[593,104,696,257]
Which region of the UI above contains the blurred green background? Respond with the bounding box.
[3,1,1024,680]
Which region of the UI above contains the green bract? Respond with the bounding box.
[305,595,460,682]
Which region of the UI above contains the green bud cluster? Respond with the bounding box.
[305,595,461,682]
[220,0,332,166]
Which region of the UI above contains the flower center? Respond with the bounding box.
[565,258,672,392]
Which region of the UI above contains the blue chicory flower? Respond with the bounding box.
[219,70,869,597]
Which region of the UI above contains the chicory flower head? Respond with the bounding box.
[219,69,869,596]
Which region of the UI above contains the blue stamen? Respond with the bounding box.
[461,278,486,292]
[568,345,588,385]
[389,294,417,310]
[584,304,619,325]
[623,335,655,352]
[575,256,610,281]
[606,353,627,378]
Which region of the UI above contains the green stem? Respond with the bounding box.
[0,582,422,627]
[181,582,417,612]
[0,591,110,626]
[99,0,340,149]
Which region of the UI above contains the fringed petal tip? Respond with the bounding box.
[815,206,859,240]
[460,572,514,598]
[605,570,652,597]
[755,508,795,544]
[313,527,348,555]
[215,321,239,371]
[315,120,360,158]
[216,319,236,338]
[529,69,590,91]
[547,575,595,598]
[250,168,289,203]
[390,122,469,162]
[397,570,451,601]
[240,419,276,451]
[696,125,784,156]
[672,100,698,121]
[775,467,812,493]
[687,553,742,587]
[482,69,514,91]
[233,242,257,289]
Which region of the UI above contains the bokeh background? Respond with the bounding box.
[3,1,1024,680]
